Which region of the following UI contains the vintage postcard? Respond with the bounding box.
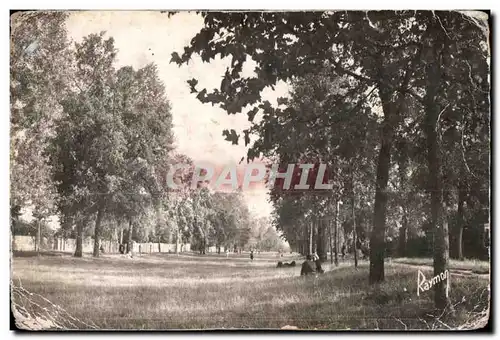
[10,10,491,331]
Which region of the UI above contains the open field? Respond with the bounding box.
[11,252,490,330]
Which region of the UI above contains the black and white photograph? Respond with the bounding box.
[9,9,491,331]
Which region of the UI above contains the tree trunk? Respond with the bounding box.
[352,196,358,269]
[397,154,409,258]
[424,40,452,310]
[175,225,179,255]
[93,207,104,257]
[194,217,206,254]
[455,182,466,260]
[370,110,395,282]
[74,221,83,258]
[115,228,119,253]
[312,216,318,254]
[328,217,334,265]
[316,217,327,261]
[334,200,339,266]
[309,218,313,255]
[427,142,451,310]
[36,219,41,254]
[10,206,20,252]
[350,165,358,269]
[398,214,408,258]
[11,219,17,252]
[457,226,463,260]
[370,123,392,282]
[127,218,134,255]
[369,65,405,283]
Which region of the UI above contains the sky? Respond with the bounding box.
[65,11,289,218]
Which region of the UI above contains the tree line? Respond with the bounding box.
[10,12,287,259]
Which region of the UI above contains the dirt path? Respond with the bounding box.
[390,262,490,279]
[318,260,489,280]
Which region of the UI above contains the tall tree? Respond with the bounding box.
[172,11,425,284]
[50,33,175,257]
[50,32,122,257]
[10,12,72,237]
[416,11,489,310]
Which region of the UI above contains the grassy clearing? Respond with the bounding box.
[11,252,489,330]
[392,257,490,274]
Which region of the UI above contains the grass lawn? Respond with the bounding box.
[11,252,490,330]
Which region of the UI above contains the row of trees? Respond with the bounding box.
[10,12,284,258]
[173,11,490,310]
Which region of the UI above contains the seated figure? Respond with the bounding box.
[315,259,325,274]
[300,255,316,276]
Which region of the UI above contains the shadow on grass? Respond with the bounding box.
[12,250,75,258]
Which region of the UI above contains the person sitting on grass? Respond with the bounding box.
[315,257,325,274]
[312,252,319,261]
[300,255,316,276]
[311,252,325,273]
[277,260,297,268]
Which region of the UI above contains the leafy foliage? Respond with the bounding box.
[173,11,490,309]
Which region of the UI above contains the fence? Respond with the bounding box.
[132,242,191,253]
[11,235,190,254]
[207,246,230,253]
